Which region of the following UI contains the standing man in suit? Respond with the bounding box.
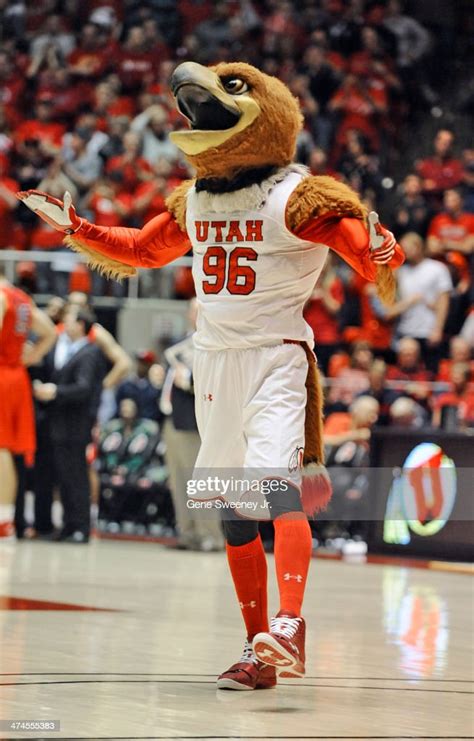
[33,305,102,543]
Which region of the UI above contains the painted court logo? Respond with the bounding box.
[383,442,457,545]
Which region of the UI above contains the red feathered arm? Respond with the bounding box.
[294,213,404,281]
[67,211,192,277]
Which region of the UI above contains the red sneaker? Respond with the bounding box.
[252,611,306,678]
[0,521,14,538]
[217,640,277,690]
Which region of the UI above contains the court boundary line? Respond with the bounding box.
[1,679,472,694]
[0,673,471,682]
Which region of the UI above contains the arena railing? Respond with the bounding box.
[1,248,193,301]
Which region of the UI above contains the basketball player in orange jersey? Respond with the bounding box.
[0,264,56,537]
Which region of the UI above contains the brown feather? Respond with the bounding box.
[375,264,396,304]
[165,179,194,232]
[300,342,325,466]
[64,235,137,280]
[286,175,368,231]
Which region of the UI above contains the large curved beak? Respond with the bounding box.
[169,62,260,156]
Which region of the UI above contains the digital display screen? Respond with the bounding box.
[369,429,474,561]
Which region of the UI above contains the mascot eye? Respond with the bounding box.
[222,78,249,95]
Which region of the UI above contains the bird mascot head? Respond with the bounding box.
[169,61,303,179]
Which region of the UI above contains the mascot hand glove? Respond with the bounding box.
[16,190,82,234]
[368,211,396,264]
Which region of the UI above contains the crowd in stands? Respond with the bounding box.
[1,1,473,454]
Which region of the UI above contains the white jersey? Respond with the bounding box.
[186,169,329,350]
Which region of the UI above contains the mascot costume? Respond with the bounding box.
[19,61,404,691]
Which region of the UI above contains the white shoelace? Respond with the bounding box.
[270,615,301,640]
[239,640,257,664]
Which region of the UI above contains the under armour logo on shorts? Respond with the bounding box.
[202,393,213,401]
[283,573,303,582]
[239,600,256,609]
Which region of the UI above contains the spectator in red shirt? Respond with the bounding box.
[15,96,66,154]
[432,362,474,428]
[92,81,135,127]
[327,341,373,410]
[386,337,432,405]
[117,26,169,93]
[392,173,433,239]
[86,174,133,228]
[106,131,152,191]
[437,336,474,383]
[427,188,474,257]
[304,255,344,374]
[68,22,113,80]
[0,52,25,127]
[324,395,380,447]
[0,163,20,249]
[343,275,393,352]
[416,129,464,199]
[133,177,167,225]
[84,173,132,297]
[35,69,93,126]
[329,74,388,156]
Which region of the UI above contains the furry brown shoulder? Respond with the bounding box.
[286,175,367,231]
[165,179,195,232]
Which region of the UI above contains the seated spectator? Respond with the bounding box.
[427,188,474,257]
[116,350,164,423]
[105,131,152,190]
[460,307,474,350]
[327,341,372,410]
[416,129,464,201]
[0,157,19,248]
[86,174,133,227]
[193,2,236,63]
[383,0,431,79]
[308,147,337,177]
[0,51,25,127]
[29,14,75,60]
[343,276,394,353]
[117,25,169,93]
[329,74,387,158]
[337,129,382,195]
[392,173,433,238]
[303,254,344,374]
[97,397,167,526]
[15,95,65,155]
[68,22,114,80]
[386,337,432,405]
[437,336,474,382]
[355,360,400,425]
[389,396,428,428]
[392,232,452,372]
[461,148,474,214]
[432,363,474,428]
[300,44,342,150]
[324,396,380,447]
[131,104,180,166]
[62,127,103,197]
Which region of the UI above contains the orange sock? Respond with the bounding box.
[226,534,269,640]
[274,513,312,616]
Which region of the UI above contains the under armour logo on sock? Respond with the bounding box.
[283,573,303,582]
[239,600,256,609]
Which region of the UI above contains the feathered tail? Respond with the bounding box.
[300,342,333,517]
